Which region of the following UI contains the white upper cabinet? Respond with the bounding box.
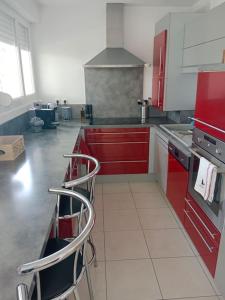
[183,3,225,69]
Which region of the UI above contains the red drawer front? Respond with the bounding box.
[85,128,149,134]
[99,161,148,175]
[88,142,149,162]
[86,132,149,143]
[185,195,221,245]
[166,153,189,224]
[184,195,221,277]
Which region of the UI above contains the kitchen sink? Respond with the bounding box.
[160,124,194,148]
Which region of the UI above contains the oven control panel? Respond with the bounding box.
[193,128,225,163]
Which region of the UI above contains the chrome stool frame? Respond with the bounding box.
[17,188,95,300]
[60,154,100,266]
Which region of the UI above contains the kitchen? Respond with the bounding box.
[1,0,225,299]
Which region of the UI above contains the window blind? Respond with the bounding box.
[17,23,29,51]
[0,10,15,45]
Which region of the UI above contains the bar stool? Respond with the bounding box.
[59,154,100,265]
[17,188,95,300]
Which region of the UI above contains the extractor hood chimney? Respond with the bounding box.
[84,3,145,68]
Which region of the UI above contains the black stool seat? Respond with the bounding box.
[32,239,83,300]
[59,187,90,217]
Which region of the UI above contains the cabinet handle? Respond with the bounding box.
[184,210,214,253]
[159,47,162,76]
[185,198,216,240]
[189,117,225,135]
[157,80,161,107]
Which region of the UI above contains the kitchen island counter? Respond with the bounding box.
[0,121,81,300]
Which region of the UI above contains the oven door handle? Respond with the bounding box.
[185,198,216,240]
[190,148,225,174]
[184,210,214,253]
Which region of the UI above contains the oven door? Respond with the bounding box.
[188,145,225,232]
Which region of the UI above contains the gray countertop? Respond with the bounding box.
[87,117,173,128]
[0,121,81,300]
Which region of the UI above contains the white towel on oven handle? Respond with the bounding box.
[194,157,217,203]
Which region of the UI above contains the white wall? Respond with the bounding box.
[32,0,106,104]
[33,3,190,104]
[123,5,190,99]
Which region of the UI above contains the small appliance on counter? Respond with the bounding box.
[137,99,149,123]
[61,100,72,121]
[85,104,93,120]
[31,102,57,129]
[30,117,44,133]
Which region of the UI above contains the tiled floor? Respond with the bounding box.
[78,180,223,300]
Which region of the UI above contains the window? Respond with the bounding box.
[0,10,35,99]
[18,24,35,95]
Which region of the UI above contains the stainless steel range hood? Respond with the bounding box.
[84,3,145,68]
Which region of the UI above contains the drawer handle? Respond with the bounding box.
[185,198,216,240]
[184,210,214,253]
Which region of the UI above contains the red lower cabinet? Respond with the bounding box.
[85,127,150,175]
[184,195,221,277]
[166,153,189,224]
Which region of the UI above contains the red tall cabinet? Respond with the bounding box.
[152,30,167,111]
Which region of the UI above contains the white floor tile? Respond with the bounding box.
[153,257,216,298]
[93,210,104,232]
[103,182,130,194]
[94,194,103,210]
[133,192,168,209]
[105,230,149,260]
[89,231,105,262]
[106,259,161,300]
[104,209,141,231]
[144,229,194,258]
[103,193,135,210]
[78,262,106,300]
[95,183,103,195]
[129,181,160,193]
[138,208,179,229]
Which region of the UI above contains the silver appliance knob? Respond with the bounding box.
[216,148,222,155]
[207,143,210,147]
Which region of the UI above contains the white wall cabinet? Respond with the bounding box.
[183,2,225,69]
[154,13,198,111]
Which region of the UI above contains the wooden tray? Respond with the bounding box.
[0,135,25,161]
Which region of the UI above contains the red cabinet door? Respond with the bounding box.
[166,153,189,224]
[152,30,167,110]
[85,127,150,175]
[88,142,149,162]
[152,77,165,110]
[152,77,159,108]
[184,195,221,277]
[153,30,167,77]
[195,71,225,142]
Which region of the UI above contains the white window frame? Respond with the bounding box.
[0,3,35,100]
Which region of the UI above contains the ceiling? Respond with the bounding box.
[36,0,200,7]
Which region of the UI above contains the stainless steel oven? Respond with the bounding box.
[188,128,225,232]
